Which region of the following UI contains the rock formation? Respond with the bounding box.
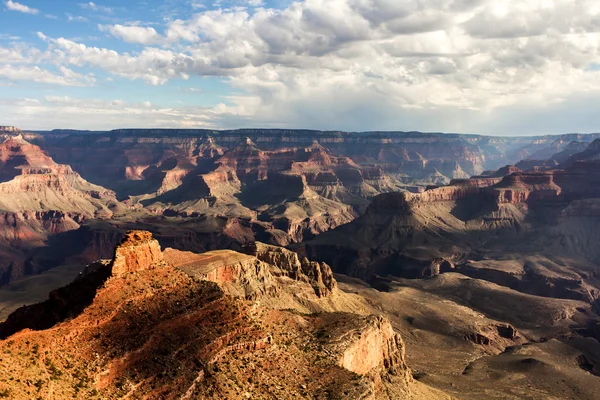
[300,158,600,306]
[110,231,163,276]
[0,135,123,285]
[0,231,444,399]
[1,126,600,399]
[10,127,599,269]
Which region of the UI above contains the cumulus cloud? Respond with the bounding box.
[79,2,112,13]
[4,0,600,133]
[5,0,38,14]
[99,24,162,45]
[0,65,95,86]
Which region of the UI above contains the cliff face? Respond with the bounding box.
[336,315,410,379]
[0,136,122,285]
[245,241,337,297]
[111,231,164,276]
[301,160,600,305]
[31,130,537,207]
[31,130,600,194]
[0,230,436,399]
[19,129,600,259]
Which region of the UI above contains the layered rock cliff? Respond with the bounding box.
[111,230,163,276]
[0,135,123,285]
[300,159,600,305]
[0,230,442,399]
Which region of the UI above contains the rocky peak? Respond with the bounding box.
[195,136,225,158]
[110,230,163,276]
[242,136,257,147]
[586,139,600,151]
[306,139,330,153]
[245,242,337,297]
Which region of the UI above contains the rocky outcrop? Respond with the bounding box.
[464,323,519,346]
[335,315,410,378]
[110,230,164,276]
[0,230,441,399]
[164,240,337,302]
[364,183,484,215]
[245,241,337,297]
[163,248,278,300]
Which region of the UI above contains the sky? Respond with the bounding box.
[1,0,600,135]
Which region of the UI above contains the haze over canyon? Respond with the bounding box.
[0,124,599,399]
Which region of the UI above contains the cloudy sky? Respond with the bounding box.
[1,0,600,134]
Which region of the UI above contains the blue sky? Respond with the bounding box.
[1,0,600,134]
[1,1,255,108]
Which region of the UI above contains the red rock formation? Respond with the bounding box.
[0,135,121,284]
[0,230,435,399]
[244,241,337,297]
[111,230,164,276]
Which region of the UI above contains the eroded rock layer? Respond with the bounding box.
[0,231,444,399]
[301,157,600,306]
[0,135,122,284]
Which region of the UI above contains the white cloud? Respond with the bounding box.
[0,64,95,86]
[99,24,162,45]
[66,14,89,22]
[0,45,45,64]
[5,0,38,14]
[0,96,223,130]
[79,2,112,13]
[0,34,21,40]
[5,0,600,133]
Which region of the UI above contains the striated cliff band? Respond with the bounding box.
[0,231,448,399]
[0,134,125,285]
[0,127,597,285]
[0,126,600,399]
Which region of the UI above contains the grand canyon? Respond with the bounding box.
[1,124,600,399]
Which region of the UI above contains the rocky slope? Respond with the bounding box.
[0,231,447,399]
[514,134,600,171]
[0,135,123,285]
[143,138,371,244]
[300,159,600,305]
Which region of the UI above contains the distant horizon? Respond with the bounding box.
[4,124,600,139]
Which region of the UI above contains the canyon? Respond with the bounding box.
[1,125,600,399]
[0,231,447,399]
